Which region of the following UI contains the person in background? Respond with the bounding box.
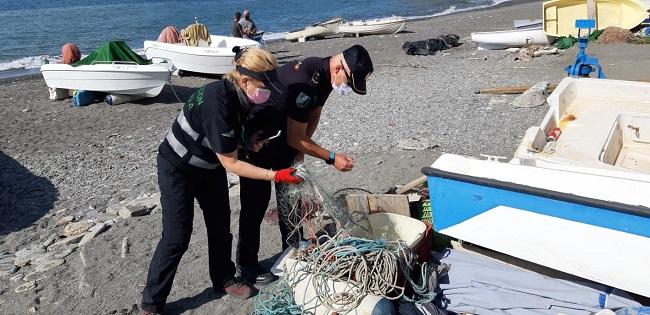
[139,47,302,315]
[236,45,374,285]
[231,12,243,38]
[239,10,257,38]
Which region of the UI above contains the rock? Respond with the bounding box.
[95,212,117,223]
[55,208,68,214]
[56,215,75,226]
[13,247,47,267]
[52,247,77,260]
[34,259,65,272]
[118,204,150,219]
[23,271,47,282]
[47,233,85,251]
[396,137,437,151]
[125,193,160,211]
[0,262,18,277]
[29,306,37,313]
[9,272,24,282]
[63,221,94,236]
[513,82,549,108]
[106,204,123,215]
[79,223,108,246]
[42,234,58,248]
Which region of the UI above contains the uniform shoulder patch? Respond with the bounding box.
[295,92,312,109]
[293,62,301,71]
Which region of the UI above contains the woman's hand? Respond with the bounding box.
[274,168,303,184]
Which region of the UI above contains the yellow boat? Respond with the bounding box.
[543,0,649,37]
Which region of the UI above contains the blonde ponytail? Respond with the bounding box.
[224,47,278,83]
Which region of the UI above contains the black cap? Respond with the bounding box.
[343,45,373,95]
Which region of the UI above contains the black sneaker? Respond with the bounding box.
[241,264,278,285]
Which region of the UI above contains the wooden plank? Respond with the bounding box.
[396,175,428,194]
[345,194,370,214]
[587,0,597,29]
[367,194,411,217]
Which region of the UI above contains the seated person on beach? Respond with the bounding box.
[231,12,243,38]
[239,10,257,38]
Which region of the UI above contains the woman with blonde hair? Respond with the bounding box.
[140,47,302,315]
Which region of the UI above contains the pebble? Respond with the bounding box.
[34,259,65,272]
[55,208,68,214]
[105,204,123,215]
[42,233,58,248]
[396,137,437,151]
[79,223,108,246]
[47,233,85,251]
[23,271,47,282]
[0,263,18,277]
[56,215,75,226]
[63,221,94,236]
[118,204,150,219]
[10,272,24,282]
[95,212,117,223]
[29,306,37,313]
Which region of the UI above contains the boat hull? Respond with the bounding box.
[338,18,406,35]
[471,28,552,50]
[285,18,341,41]
[144,35,259,74]
[543,0,650,37]
[40,63,171,97]
[423,154,650,297]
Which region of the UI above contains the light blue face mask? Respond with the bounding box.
[332,82,353,95]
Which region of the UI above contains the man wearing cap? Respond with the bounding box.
[235,45,374,285]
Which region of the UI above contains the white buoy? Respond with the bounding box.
[105,94,148,105]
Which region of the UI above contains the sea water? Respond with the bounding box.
[0,0,512,77]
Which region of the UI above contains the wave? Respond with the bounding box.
[0,0,513,77]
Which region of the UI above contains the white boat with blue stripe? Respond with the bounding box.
[422,77,650,298]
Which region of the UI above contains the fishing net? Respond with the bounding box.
[276,163,368,248]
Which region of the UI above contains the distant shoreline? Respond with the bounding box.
[0,0,540,81]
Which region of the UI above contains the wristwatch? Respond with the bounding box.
[326,151,335,165]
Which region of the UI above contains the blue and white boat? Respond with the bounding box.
[422,77,650,298]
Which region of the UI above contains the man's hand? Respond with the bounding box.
[334,153,355,172]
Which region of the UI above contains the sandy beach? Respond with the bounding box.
[1,0,650,313]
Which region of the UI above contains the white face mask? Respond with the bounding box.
[332,82,353,95]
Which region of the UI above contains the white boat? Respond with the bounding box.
[471,28,553,50]
[422,77,650,297]
[284,18,342,41]
[143,35,259,75]
[40,62,172,97]
[337,17,406,36]
[513,19,543,29]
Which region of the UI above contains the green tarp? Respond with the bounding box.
[554,29,603,49]
[73,41,150,66]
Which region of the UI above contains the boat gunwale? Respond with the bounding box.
[421,166,650,219]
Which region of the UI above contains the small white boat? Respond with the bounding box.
[471,28,553,50]
[337,17,406,36]
[143,35,259,75]
[513,19,543,29]
[40,62,172,97]
[284,18,342,41]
